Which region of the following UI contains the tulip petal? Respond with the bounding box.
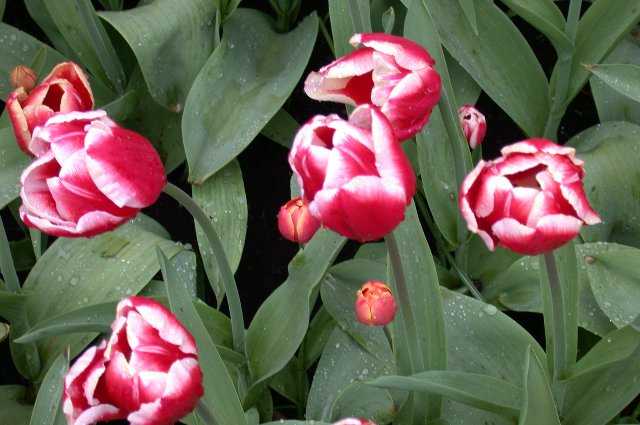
[491,218,537,255]
[351,33,435,70]
[41,62,94,109]
[560,181,601,225]
[6,89,33,155]
[138,371,168,403]
[509,187,539,225]
[102,351,140,412]
[85,119,167,208]
[71,404,123,425]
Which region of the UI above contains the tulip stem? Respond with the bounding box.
[445,252,484,302]
[0,215,20,293]
[196,400,221,425]
[163,183,245,353]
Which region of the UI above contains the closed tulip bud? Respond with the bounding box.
[334,419,377,425]
[459,138,601,255]
[9,65,37,91]
[277,196,320,243]
[355,281,397,326]
[458,104,487,149]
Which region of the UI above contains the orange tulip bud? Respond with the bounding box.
[355,281,397,326]
[9,65,37,91]
[277,196,320,243]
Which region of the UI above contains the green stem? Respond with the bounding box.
[163,183,245,352]
[543,0,583,139]
[0,216,20,293]
[541,251,568,380]
[196,400,220,425]
[445,252,484,302]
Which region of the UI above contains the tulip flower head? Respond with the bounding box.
[277,196,320,243]
[7,62,94,156]
[19,110,166,238]
[63,296,204,425]
[458,104,487,149]
[459,139,601,255]
[289,104,416,242]
[333,419,377,425]
[305,33,441,141]
[355,281,397,326]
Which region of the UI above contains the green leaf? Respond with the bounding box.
[518,347,561,425]
[381,6,396,34]
[458,235,520,283]
[301,307,336,370]
[245,230,345,386]
[0,0,5,20]
[563,327,640,425]
[193,160,247,305]
[567,122,640,247]
[0,215,20,292]
[421,0,549,137]
[369,371,520,418]
[0,127,30,210]
[43,0,125,92]
[100,0,217,109]
[498,0,570,52]
[0,23,66,100]
[591,37,640,125]
[571,326,640,378]
[328,0,372,57]
[22,217,184,371]
[29,352,68,425]
[263,422,330,425]
[306,328,396,423]
[159,249,247,425]
[0,322,8,343]
[23,0,74,57]
[588,63,640,104]
[183,9,318,183]
[261,108,298,149]
[0,398,31,425]
[458,0,478,35]
[268,356,308,408]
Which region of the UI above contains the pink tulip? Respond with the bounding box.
[277,196,320,243]
[7,62,94,157]
[459,139,601,255]
[333,419,377,425]
[63,297,204,425]
[305,33,441,141]
[355,281,397,326]
[458,104,487,149]
[19,110,166,238]
[289,104,416,242]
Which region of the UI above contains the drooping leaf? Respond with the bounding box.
[29,352,68,425]
[328,0,372,57]
[245,230,345,386]
[193,160,247,305]
[567,122,640,247]
[100,0,218,109]
[183,9,318,183]
[518,347,561,425]
[498,0,570,52]
[159,249,247,425]
[588,63,640,104]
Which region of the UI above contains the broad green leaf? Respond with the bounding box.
[0,0,5,20]
[567,122,640,247]
[263,422,330,425]
[261,109,298,149]
[563,328,640,425]
[245,230,345,386]
[0,385,26,401]
[484,243,617,337]
[498,0,570,52]
[566,0,640,102]
[328,0,372,57]
[423,0,549,137]
[457,235,520,283]
[193,160,247,305]
[98,0,123,10]
[0,127,29,210]
[571,326,640,378]
[591,37,640,125]
[0,23,66,100]
[0,398,31,425]
[269,356,308,408]
[301,307,336,370]
[101,89,139,122]
[23,0,74,58]
[43,0,125,92]
[0,214,19,292]
[159,249,247,425]
[458,0,478,35]
[22,217,184,370]
[369,371,520,418]
[29,352,67,425]
[518,347,561,425]
[183,9,318,183]
[100,0,217,109]
[306,328,396,423]
[588,63,640,104]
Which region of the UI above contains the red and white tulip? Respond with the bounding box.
[458,104,487,149]
[305,33,441,141]
[19,110,166,238]
[289,104,416,242]
[63,297,203,425]
[459,138,601,255]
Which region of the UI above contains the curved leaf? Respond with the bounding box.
[328,0,372,57]
[518,347,560,425]
[588,63,640,104]
[183,9,318,183]
[100,0,217,109]
[0,127,30,209]
[29,352,68,425]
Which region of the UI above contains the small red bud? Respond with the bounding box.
[458,104,487,149]
[277,196,320,243]
[355,281,397,327]
[9,65,38,92]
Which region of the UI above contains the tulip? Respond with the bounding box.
[9,65,38,92]
[305,33,441,141]
[459,138,601,255]
[19,110,166,238]
[277,196,320,243]
[7,62,94,157]
[333,418,377,425]
[458,104,487,149]
[355,281,397,326]
[63,296,203,425]
[289,104,416,242]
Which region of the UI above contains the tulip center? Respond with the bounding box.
[507,164,546,189]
